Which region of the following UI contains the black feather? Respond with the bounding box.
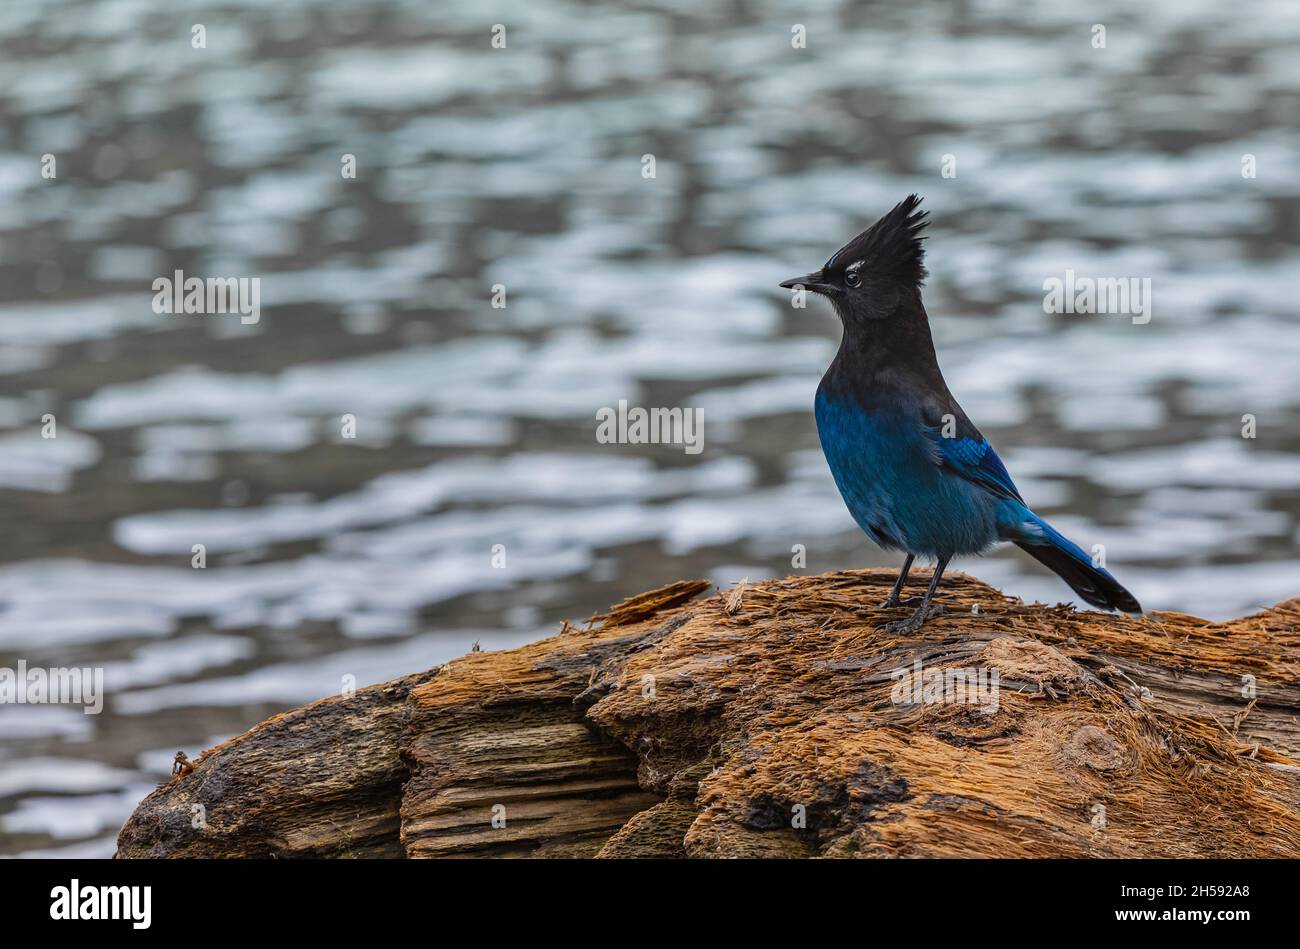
[827,193,929,287]
[1014,541,1143,613]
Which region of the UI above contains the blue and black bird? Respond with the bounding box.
[781,195,1141,633]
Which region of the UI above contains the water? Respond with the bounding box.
[1,0,1298,856]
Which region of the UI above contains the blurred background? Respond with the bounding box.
[1,0,1299,856]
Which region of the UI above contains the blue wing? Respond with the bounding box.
[929,433,1023,504]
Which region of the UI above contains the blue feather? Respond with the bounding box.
[814,389,1001,558]
[928,433,1023,504]
[799,194,1140,615]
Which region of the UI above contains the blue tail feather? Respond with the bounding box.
[1005,508,1142,614]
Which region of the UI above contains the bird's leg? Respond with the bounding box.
[881,557,949,634]
[878,554,920,609]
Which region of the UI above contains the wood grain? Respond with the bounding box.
[116,571,1300,858]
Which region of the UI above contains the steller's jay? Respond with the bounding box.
[781,195,1141,633]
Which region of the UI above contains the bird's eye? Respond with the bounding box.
[845,269,861,288]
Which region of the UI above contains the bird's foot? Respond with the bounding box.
[880,603,945,635]
[878,594,924,610]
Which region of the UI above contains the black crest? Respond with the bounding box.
[828,194,929,287]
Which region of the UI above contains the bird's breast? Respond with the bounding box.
[814,389,924,548]
[813,386,998,557]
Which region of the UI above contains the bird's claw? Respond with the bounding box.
[879,595,924,610]
[880,603,945,635]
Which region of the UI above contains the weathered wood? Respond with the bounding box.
[116,670,434,858]
[116,571,1300,858]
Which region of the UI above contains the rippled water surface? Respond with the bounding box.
[1,0,1299,856]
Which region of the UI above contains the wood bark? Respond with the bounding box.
[116,571,1300,858]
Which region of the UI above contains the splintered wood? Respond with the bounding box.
[117,571,1300,858]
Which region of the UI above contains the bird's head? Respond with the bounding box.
[780,194,929,325]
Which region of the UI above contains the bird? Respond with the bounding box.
[780,194,1141,634]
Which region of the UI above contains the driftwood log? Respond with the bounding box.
[116,570,1300,858]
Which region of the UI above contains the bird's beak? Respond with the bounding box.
[779,270,833,294]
